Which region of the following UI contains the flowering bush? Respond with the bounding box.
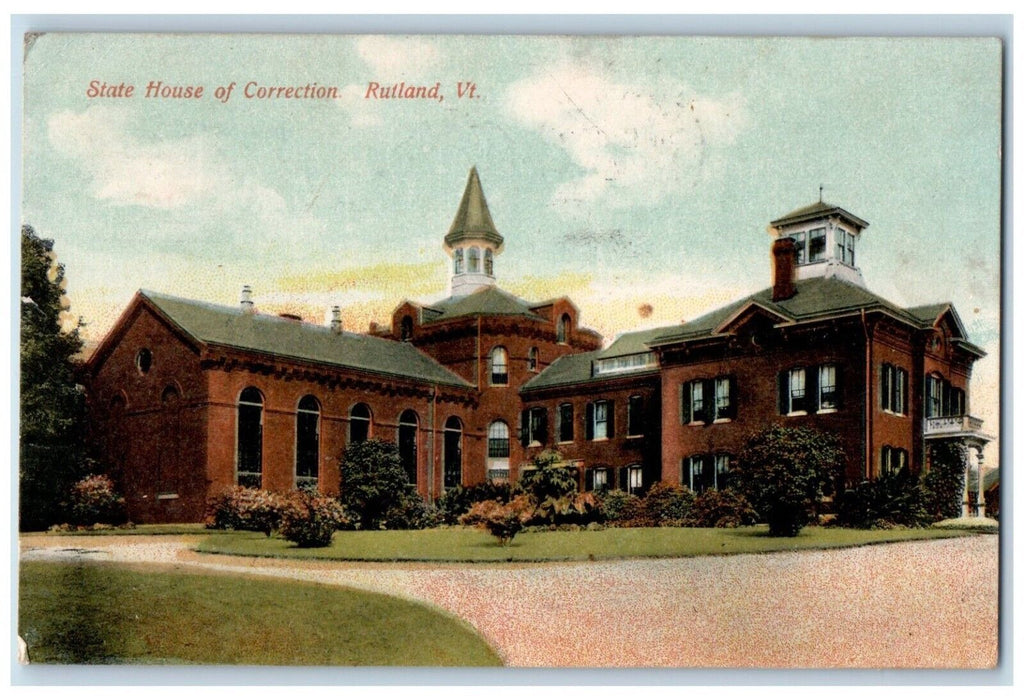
[686,489,758,527]
[436,481,515,524]
[279,491,350,547]
[460,495,534,545]
[204,486,288,536]
[532,490,604,526]
[67,474,127,526]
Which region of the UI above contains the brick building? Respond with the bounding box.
[86,169,991,523]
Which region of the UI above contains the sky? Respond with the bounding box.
[20,33,1003,462]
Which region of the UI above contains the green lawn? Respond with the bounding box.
[194,525,973,563]
[24,523,217,537]
[18,561,502,666]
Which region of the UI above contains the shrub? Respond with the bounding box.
[836,470,931,529]
[686,489,758,528]
[532,491,603,526]
[279,491,350,547]
[384,491,441,530]
[436,481,515,525]
[736,425,844,537]
[204,486,287,536]
[600,489,644,526]
[339,439,418,530]
[460,495,534,545]
[67,474,127,526]
[641,482,695,526]
[922,441,968,521]
[518,449,578,503]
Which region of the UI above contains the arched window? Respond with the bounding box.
[400,315,414,342]
[443,416,463,489]
[490,346,508,385]
[527,347,539,372]
[236,387,264,488]
[484,249,494,275]
[398,409,418,485]
[349,403,372,443]
[296,396,320,490]
[468,247,481,273]
[556,313,572,343]
[487,421,510,458]
[454,249,464,274]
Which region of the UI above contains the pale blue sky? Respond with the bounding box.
[20,33,1003,450]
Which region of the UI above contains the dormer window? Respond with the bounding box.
[835,228,855,266]
[808,228,827,263]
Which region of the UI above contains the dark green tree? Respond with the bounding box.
[20,225,89,530]
[922,440,968,521]
[338,438,417,529]
[735,425,845,537]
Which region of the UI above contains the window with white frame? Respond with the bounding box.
[789,232,807,265]
[785,368,807,414]
[880,446,908,477]
[835,228,855,266]
[819,364,838,411]
[453,249,464,274]
[626,465,644,494]
[487,421,510,458]
[589,467,609,492]
[490,346,508,385]
[590,400,610,440]
[808,228,827,262]
[683,377,735,424]
[467,247,480,273]
[714,377,732,421]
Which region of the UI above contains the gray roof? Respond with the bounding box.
[650,277,977,348]
[905,302,953,326]
[422,286,545,323]
[771,201,869,230]
[443,167,504,251]
[599,327,674,359]
[140,291,472,388]
[520,351,601,392]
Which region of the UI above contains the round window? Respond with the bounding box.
[135,348,153,374]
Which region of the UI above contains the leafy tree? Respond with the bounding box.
[922,440,968,521]
[735,425,844,537]
[518,449,578,502]
[338,439,417,529]
[20,225,89,530]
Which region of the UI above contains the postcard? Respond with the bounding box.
[16,30,1002,673]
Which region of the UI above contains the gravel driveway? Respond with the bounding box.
[20,534,998,668]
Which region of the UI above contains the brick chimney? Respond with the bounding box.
[772,238,797,302]
[330,305,343,334]
[240,285,255,314]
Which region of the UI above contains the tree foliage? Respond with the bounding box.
[736,425,844,537]
[836,469,931,529]
[922,440,968,521]
[339,439,418,529]
[20,225,89,530]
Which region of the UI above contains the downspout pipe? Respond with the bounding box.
[861,309,872,481]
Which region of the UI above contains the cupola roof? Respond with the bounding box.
[770,200,869,230]
[444,166,504,252]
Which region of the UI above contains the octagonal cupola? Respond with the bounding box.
[768,200,869,288]
[444,166,505,297]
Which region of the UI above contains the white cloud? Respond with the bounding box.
[47,105,226,209]
[334,83,383,127]
[355,36,440,76]
[505,62,748,211]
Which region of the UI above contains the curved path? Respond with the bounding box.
[20,534,998,668]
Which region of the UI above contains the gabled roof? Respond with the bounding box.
[906,302,970,339]
[598,326,673,359]
[649,277,975,348]
[421,286,545,323]
[443,166,504,251]
[770,200,869,230]
[131,290,472,388]
[521,351,599,392]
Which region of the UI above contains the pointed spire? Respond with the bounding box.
[444,166,504,252]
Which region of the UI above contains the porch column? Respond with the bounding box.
[976,445,986,519]
[961,447,970,519]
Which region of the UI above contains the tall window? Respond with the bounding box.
[779,368,808,414]
[296,395,320,490]
[924,374,965,418]
[453,249,464,274]
[236,387,264,488]
[685,453,731,492]
[443,416,462,489]
[682,376,734,423]
[789,232,807,265]
[349,403,371,443]
[808,227,827,262]
[626,465,644,495]
[520,407,548,446]
[715,454,732,490]
[557,402,574,443]
[881,364,908,415]
[467,247,480,273]
[527,347,539,372]
[835,228,855,265]
[488,421,510,458]
[819,364,838,411]
[556,313,571,343]
[489,346,508,385]
[398,410,418,485]
[587,467,609,492]
[587,400,612,440]
[627,395,645,437]
[484,249,494,275]
[400,315,413,341]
